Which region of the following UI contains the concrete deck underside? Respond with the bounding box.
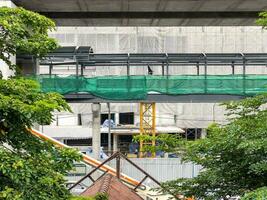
[12,0,267,26]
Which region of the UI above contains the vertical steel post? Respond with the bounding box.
[162,62,165,76]
[196,62,199,76]
[139,103,144,158]
[166,53,169,76]
[231,61,235,75]
[203,53,207,94]
[76,62,79,77]
[74,55,79,77]
[241,53,246,95]
[116,155,121,179]
[49,64,52,76]
[151,103,156,158]
[166,53,169,94]
[81,64,84,76]
[107,102,111,156]
[127,53,130,76]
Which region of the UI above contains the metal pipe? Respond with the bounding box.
[116,154,121,179]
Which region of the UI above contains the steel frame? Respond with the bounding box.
[68,151,180,198]
[17,47,267,102]
[68,152,159,189]
[17,47,267,77]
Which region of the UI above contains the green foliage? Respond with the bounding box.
[94,193,109,200]
[256,12,267,27]
[0,78,82,200]
[241,187,267,200]
[133,134,185,154]
[70,196,95,200]
[0,6,82,200]
[160,94,267,199]
[0,7,58,71]
[70,193,108,200]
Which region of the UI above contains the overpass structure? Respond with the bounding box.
[11,0,267,26]
[18,47,267,103]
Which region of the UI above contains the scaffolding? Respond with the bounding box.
[139,102,156,158]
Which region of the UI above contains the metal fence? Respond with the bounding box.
[67,158,202,187]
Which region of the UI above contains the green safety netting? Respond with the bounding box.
[32,75,267,100]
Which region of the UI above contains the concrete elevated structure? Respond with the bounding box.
[11,0,267,26]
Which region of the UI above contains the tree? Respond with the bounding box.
[0,7,81,200]
[241,187,267,200]
[159,94,267,199]
[256,11,267,27]
[0,7,58,71]
[133,134,185,155]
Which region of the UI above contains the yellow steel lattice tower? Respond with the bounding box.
[139,102,156,158]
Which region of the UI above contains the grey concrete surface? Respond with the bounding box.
[11,0,267,26]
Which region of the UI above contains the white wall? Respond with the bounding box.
[46,102,227,131]
[0,0,16,8]
[46,26,267,76]
[50,27,267,54]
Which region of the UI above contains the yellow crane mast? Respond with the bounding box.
[139,102,156,158]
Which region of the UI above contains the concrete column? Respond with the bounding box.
[113,134,118,152]
[201,128,207,139]
[92,103,101,159]
[115,113,119,125]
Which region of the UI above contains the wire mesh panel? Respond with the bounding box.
[33,75,267,100]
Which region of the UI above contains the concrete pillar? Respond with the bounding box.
[113,134,118,152]
[92,103,101,159]
[115,113,119,125]
[201,128,207,139]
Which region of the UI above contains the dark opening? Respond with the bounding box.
[185,128,202,140]
[118,135,133,154]
[119,112,134,125]
[65,138,92,146]
[101,133,113,147]
[77,113,82,125]
[101,113,115,124]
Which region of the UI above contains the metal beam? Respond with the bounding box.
[17,50,267,68]
[64,93,245,103]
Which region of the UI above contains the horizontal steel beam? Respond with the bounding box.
[18,52,267,67]
[64,93,245,103]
